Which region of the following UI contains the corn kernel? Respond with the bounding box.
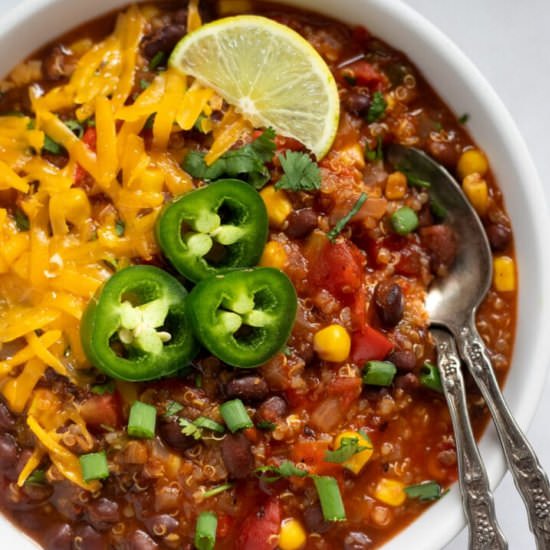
[385,171,407,200]
[457,149,489,179]
[340,143,365,169]
[260,185,292,228]
[493,256,516,292]
[374,478,406,507]
[462,173,489,216]
[278,518,307,550]
[334,430,374,474]
[313,324,351,362]
[260,241,288,270]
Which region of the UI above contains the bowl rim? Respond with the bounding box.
[0,0,549,549]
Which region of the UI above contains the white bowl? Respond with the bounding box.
[0,0,548,548]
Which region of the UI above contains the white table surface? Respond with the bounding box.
[1,0,549,548]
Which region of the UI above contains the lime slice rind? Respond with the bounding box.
[170,15,340,158]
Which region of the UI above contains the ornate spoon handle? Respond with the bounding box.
[432,328,507,550]
[457,319,550,549]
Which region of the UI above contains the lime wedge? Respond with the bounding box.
[169,15,340,159]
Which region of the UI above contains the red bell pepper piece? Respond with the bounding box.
[74,127,97,186]
[350,326,393,364]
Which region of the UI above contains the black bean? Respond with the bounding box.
[73,525,106,550]
[374,281,404,327]
[158,417,194,452]
[127,530,159,550]
[141,24,186,60]
[256,396,287,424]
[427,137,460,168]
[86,498,120,531]
[387,350,417,371]
[143,514,179,538]
[344,90,370,115]
[0,399,15,431]
[420,224,458,273]
[344,531,373,549]
[286,208,318,239]
[226,376,269,402]
[0,433,19,470]
[221,433,254,480]
[394,373,420,391]
[44,523,73,550]
[303,502,331,534]
[486,223,511,251]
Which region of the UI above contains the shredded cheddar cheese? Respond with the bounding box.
[0,2,250,491]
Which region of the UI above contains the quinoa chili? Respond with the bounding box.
[0,1,516,549]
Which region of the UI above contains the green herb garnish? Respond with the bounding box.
[275,151,321,192]
[13,208,30,231]
[255,460,309,483]
[115,219,125,237]
[365,136,383,162]
[164,400,184,417]
[367,91,387,123]
[91,380,115,395]
[327,192,367,241]
[25,469,46,485]
[64,119,84,139]
[43,134,63,155]
[324,436,371,464]
[148,51,166,70]
[458,113,470,124]
[404,480,443,501]
[201,483,233,499]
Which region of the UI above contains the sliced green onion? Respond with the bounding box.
[79,451,109,482]
[363,361,397,386]
[391,206,419,235]
[220,399,253,433]
[420,362,443,393]
[402,170,431,189]
[127,401,157,439]
[201,483,233,499]
[327,192,367,241]
[25,469,46,485]
[194,511,217,550]
[313,476,346,521]
[194,416,225,434]
[404,480,443,501]
[149,51,166,70]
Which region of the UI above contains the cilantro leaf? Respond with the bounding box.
[182,128,276,189]
[13,208,30,232]
[165,401,184,417]
[324,436,371,463]
[275,151,321,192]
[179,418,203,440]
[115,219,125,237]
[404,481,443,501]
[458,113,470,125]
[255,460,309,483]
[327,192,367,241]
[43,134,63,155]
[64,119,84,139]
[91,380,115,395]
[367,91,387,123]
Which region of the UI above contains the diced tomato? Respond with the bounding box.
[291,440,341,476]
[274,135,305,153]
[243,427,260,443]
[350,326,393,364]
[309,240,365,299]
[217,513,233,538]
[344,61,387,91]
[236,499,281,550]
[74,127,97,186]
[329,376,362,409]
[79,393,121,430]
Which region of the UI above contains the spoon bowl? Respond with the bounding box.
[387,144,492,330]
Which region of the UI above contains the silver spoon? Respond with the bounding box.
[388,144,550,549]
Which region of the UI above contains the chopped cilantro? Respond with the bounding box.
[91,380,115,395]
[182,128,276,189]
[404,480,444,501]
[165,401,184,417]
[458,113,470,124]
[13,208,30,231]
[327,192,367,241]
[115,219,125,237]
[275,151,321,192]
[148,51,166,70]
[365,136,383,162]
[179,416,225,440]
[342,70,357,86]
[201,483,233,499]
[324,436,371,464]
[255,460,309,482]
[367,91,387,123]
[25,469,46,485]
[144,113,156,130]
[43,134,63,155]
[64,119,84,139]
[139,79,150,90]
[193,114,209,133]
